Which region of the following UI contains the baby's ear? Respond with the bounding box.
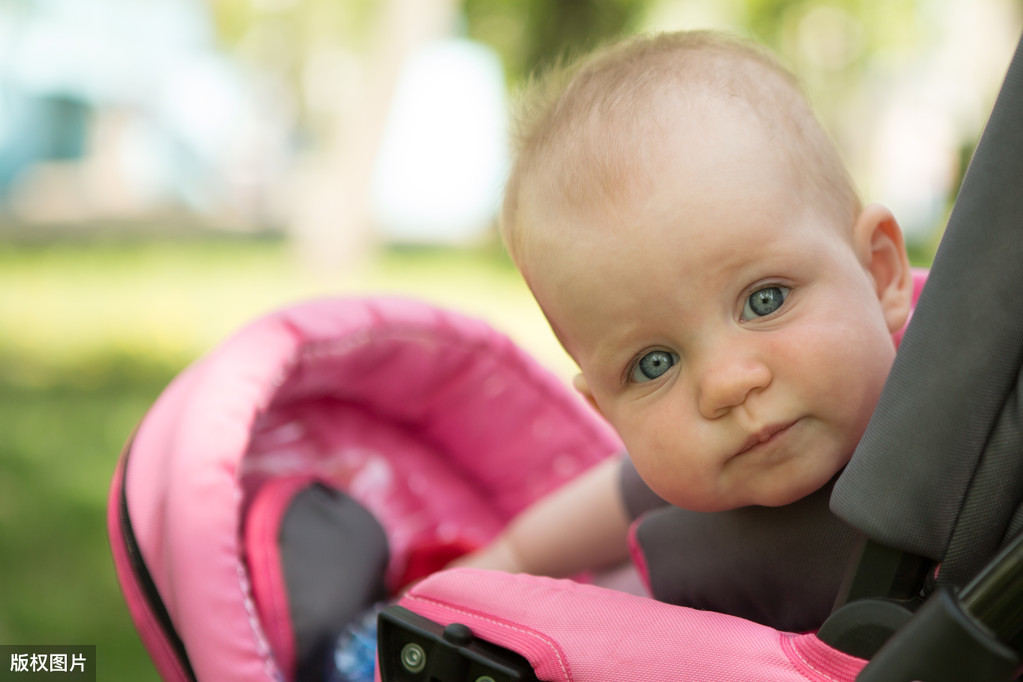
[854,203,914,334]
[572,374,604,417]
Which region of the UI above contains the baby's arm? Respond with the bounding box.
[451,455,631,577]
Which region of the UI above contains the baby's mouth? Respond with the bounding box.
[734,421,797,458]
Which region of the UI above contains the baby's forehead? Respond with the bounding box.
[532,61,803,197]
[557,43,800,137]
[519,84,848,248]
[526,91,784,221]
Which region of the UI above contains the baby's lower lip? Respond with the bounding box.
[735,421,797,457]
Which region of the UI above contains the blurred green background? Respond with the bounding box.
[2,0,1020,679]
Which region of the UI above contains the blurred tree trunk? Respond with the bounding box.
[290,0,458,274]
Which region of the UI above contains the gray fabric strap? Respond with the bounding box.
[282,483,389,682]
[633,477,859,632]
[620,456,860,631]
[832,32,1023,574]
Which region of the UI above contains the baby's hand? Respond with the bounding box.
[445,537,524,575]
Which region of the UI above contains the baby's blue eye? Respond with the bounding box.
[631,350,678,383]
[742,286,790,319]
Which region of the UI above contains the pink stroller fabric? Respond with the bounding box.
[108,297,621,681]
[394,568,868,681]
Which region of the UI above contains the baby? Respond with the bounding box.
[330,29,920,681]
[453,28,917,619]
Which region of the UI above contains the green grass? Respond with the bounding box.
[0,233,572,679]
[0,357,174,680]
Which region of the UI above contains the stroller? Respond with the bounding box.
[110,29,1023,682]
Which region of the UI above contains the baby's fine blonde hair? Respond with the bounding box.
[500,30,862,263]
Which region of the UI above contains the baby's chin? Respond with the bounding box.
[668,472,837,512]
[741,470,843,509]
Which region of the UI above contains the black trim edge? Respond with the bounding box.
[118,435,198,681]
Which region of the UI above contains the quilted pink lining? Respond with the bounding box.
[243,399,504,592]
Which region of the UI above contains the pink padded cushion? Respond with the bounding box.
[395,568,868,682]
[113,297,621,682]
[244,398,505,592]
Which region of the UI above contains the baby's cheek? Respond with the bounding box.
[777,318,874,388]
[612,409,660,463]
[797,318,894,438]
[622,417,705,502]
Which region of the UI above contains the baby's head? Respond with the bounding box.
[502,31,914,511]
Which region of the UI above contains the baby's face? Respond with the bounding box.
[522,100,903,511]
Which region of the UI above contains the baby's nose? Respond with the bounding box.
[696,356,772,419]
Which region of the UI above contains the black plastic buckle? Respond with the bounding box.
[377,605,540,682]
